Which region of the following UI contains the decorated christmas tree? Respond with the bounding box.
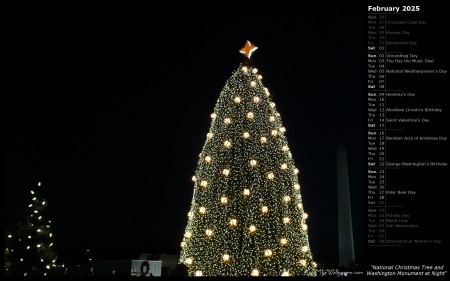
[179,41,317,276]
[5,182,58,276]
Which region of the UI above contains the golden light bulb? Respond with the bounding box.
[283,217,290,224]
[223,254,230,262]
[243,132,250,139]
[234,96,241,104]
[269,116,275,122]
[192,176,196,182]
[185,232,192,239]
[224,118,231,124]
[261,206,268,214]
[264,249,273,257]
[271,130,278,137]
[250,160,257,166]
[300,259,307,267]
[211,113,217,119]
[200,180,208,188]
[185,258,193,265]
[206,133,213,140]
[283,196,291,203]
[280,127,286,133]
[241,66,248,73]
[281,163,288,170]
[270,102,275,108]
[220,196,228,205]
[302,246,309,253]
[180,242,186,248]
[205,156,211,163]
[195,271,203,276]
[247,112,254,119]
[252,68,258,74]
[257,75,262,80]
[222,169,230,176]
[224,140,231,148]
[250,81,256,87]
[205,229,213,237]
[251,269,259,276]
[260,137,267,144]
[243,189,250,196]
[199,207,207,214]
[280,238,288,246]
[294,184,300,190]
[229,219,238,227]
[267,172,275,180]
[302,224,308,231]
[249,225,257,233]
[294,168,299,174]
[282,145,289,152]
[253,96,260,104]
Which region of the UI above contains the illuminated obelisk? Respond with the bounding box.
[337,142,355,268]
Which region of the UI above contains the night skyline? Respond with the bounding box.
[5,4,364,265]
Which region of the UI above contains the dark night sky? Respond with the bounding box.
[4,4,364,264]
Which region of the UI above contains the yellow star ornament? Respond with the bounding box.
[239,40,258,59]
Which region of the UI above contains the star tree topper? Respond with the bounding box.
[239,40,258,59]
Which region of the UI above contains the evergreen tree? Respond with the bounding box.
[179,41,317,276]
[6,182,57,276]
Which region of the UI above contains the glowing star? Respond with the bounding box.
[205,229,213,237]
[243,189,250,196]
[281,163,288,170]
[222,169,230,176]
[260,137,267,144]
[205,156,212,163]
[247,112,254,119]
[250,160,257,166]
[220,196,228,205]
[234,96,241,104]
[264,249,273,257]
[223,254,230,262]
[206,133,213,140]
[267,172,275,180]
[301,246,309,253]
[185,258,193,265]
[280,238,288,246]
[253,96,260,104]
[294,184,300,190]
[224,118,231,124]
[200,181,208,188]
[243,132,250,139]
[239,40,258,59]
[224,140,232,148]
[302,213,309,219]
[229,219,238,227]
[251,269,259,276]
[249,225,257,233]
[199,207,207,214]
[195,271,203,276]
[283,217,290,224]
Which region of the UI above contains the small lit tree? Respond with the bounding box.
[6,182,58,276]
